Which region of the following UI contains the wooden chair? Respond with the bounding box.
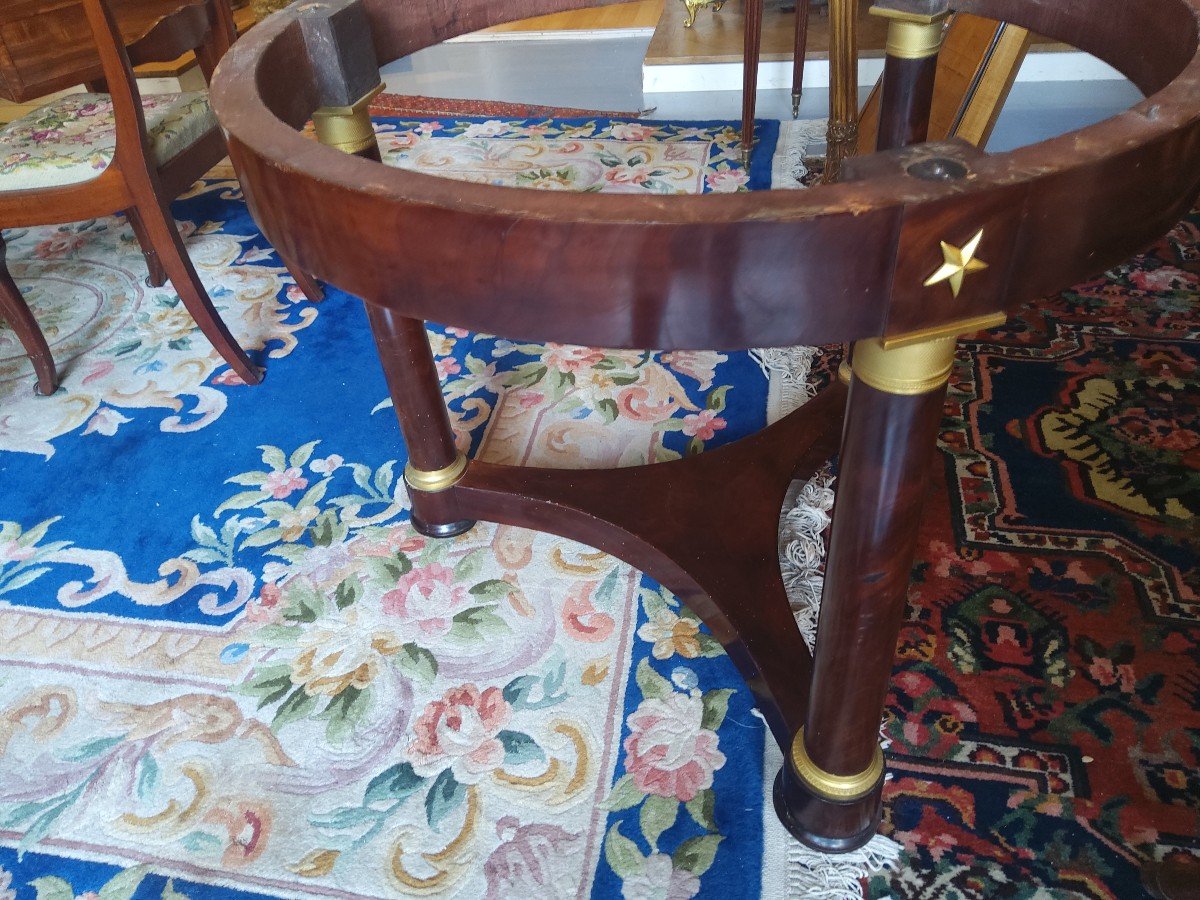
[0,0,282,395]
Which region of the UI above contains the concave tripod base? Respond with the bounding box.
[411,515,477,539]
[772,766,883,854]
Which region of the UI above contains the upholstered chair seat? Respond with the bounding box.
[0,92,215,192]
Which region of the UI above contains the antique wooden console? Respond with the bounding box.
[209,0,1200,852]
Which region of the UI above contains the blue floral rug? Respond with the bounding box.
[9,111,1192,900]
[0,116,821,899]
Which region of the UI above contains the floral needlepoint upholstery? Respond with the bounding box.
[0,92,215,192]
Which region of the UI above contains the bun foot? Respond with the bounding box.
[772,761,882,853]
[411,516,476,539]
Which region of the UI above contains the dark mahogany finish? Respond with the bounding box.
[876,53,940,149]
[742,0,764,158]
[210,0,1200,853]
[367,306,475,537]
[782,381,951,845]
[773,12,957,848]
[792,0,812,113]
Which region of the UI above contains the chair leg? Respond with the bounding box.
[279,249,324,302]
[741,0,764,164]
[0,235,57,395]
[133,197,263,385]
[126,207,166,287]
[792,0,812,117]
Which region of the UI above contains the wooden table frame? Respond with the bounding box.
[211,0,1200,852]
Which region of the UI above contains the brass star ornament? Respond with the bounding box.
[923,228,989,297]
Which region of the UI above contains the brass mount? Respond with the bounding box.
[312,82,385,155]
[404,453,469,493]
[790,727,885,801]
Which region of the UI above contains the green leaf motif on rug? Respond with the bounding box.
[30,865,153,900]
[674,833,723,875]
[497,729,545,766]
[636,658,673,701]
[701,689,735,732]
[604,823,645,879]
[425,769,466,831]
[640,794,679,850]
[364,762,425,806]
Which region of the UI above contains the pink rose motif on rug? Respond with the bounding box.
[383,562,473,638]
[409,683,514,781]
[624,690,726,803]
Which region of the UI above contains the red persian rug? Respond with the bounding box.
[868,205,1200,897]
[368,92,643,120]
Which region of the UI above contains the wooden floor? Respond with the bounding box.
[647,0,888,65]
[644,0,1062,66]
[484,0,665,33]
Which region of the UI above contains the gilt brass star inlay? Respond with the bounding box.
[923,228,989,298]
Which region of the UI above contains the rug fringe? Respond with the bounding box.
[771,118,829,190]
[750,345,821,424]
[780,468,836,654]
[784,834,904,899]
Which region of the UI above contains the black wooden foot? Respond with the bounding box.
[411,515,476,539]
[772,763,882,853]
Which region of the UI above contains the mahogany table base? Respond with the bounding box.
[365,302,915,850]
[209,0,1200,857]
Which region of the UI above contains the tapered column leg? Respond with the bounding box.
[774,334,957,851]
[791,0,811,117]
[741,0,764,164]
[0,235,57,395]
[364,305,475,539]
[871,1,950,152]
[126,206,166,287]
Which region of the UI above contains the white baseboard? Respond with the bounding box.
[644,57,885,93]
[644,50,1126,93]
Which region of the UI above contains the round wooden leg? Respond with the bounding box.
[411,512,476,539]
[792,0,811,118]
[773,763,882,853]
[779,335,956,848]
[741,0,764,163]
[364,304,476,539]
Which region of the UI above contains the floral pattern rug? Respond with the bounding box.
[0,116,795,899]
[1,112,1197,900]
